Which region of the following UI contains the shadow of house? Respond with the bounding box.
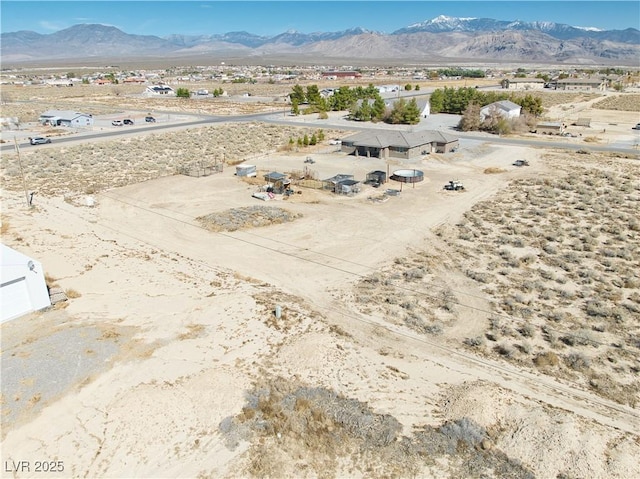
[341,130,458,159]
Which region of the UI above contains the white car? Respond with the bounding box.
[29,136,51,145]
[112,120,123,126]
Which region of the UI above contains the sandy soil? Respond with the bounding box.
[1,88,639,478]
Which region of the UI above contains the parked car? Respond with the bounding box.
[123,119,134,125]
[145,116,156,123]
[112,120,123,126]
[29,136,51,145]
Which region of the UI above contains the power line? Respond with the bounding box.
[96,191,621,349]
[40,196,639,420]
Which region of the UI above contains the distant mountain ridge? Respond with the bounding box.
[2,15,639,64]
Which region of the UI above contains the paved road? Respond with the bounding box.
[3,109,638,156]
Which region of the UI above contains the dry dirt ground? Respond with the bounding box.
[1,85,640,478]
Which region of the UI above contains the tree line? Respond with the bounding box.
[289,84,422,125]
[429,86,543,116]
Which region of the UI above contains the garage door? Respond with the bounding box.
[1,277,32,323]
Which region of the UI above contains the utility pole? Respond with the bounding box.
[13,137,30,207]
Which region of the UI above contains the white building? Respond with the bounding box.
[1,244,51,323]
[144,85,176,97]
[480,100,522,121]
[39,110,94,127]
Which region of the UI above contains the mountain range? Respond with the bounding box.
[2,15,639,65]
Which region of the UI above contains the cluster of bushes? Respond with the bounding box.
[287,129,325,148]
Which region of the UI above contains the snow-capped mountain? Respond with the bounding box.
[1,16,638,64]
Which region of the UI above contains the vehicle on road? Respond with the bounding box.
[145,116,156,123]
[633,123,640,130]
[304,157,315,164]
[112,120,123,126]
[123,119,134,125]
[29,136,51,145]
[513,159,530,167]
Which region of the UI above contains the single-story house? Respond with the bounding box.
[39,110,94,127]
[480,100,522,121]
[1,244,51,323]
[501,78,546,90]
[144,85,176,97]
[549,78,606,91]
[377,85,400,94]
[341,129,459,159]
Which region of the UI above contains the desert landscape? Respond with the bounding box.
[1,77,640,479]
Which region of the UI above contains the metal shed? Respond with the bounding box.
[366,170,387,185]
[1,244,51,323]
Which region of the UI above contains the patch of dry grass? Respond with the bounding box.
[0,123,346,197]
[197,206,302,232]
[219,376,534,479]
[593,94,640,112]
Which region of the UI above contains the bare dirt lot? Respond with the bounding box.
[1,84,639,478]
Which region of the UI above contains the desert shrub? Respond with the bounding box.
[439,417,487,447]
[533,351,559,367]
[463,336,485,348]
[565,352,591,371]
[494,342,516,358]
[518,323,536,338]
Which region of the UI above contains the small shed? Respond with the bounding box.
[236,164,257,177]
[1,244,51,323]
[335,179,361,195]
[323,174,354,191]
[263,172,289,194]
[366,170,387,185]
[574,118,591,127]
[535,122,565,135]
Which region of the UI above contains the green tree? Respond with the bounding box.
[415,84,420,91]
[404,84,413,91]
[310,133,317,145]
[290,84,306,104]
[403,98,421,124]
[176,88,190,98]
[303,134,309,146]
[291,99,300,115]
[429,89,444,113]
[306,85,321,106]
[372,96,387,121]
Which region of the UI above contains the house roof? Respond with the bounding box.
[264,172,287,181]
[509,77,545,83]
[324,174,354,183]
[482,100,521,112]
[344,129,458,149]
[39,110,90,120]
[556,78,604,84]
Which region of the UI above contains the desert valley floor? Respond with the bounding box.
[1,83,640,478]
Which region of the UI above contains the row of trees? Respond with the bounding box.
[429,86,543,116]
[289,84,422,125]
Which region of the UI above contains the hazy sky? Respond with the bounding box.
[2,1,639,36]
